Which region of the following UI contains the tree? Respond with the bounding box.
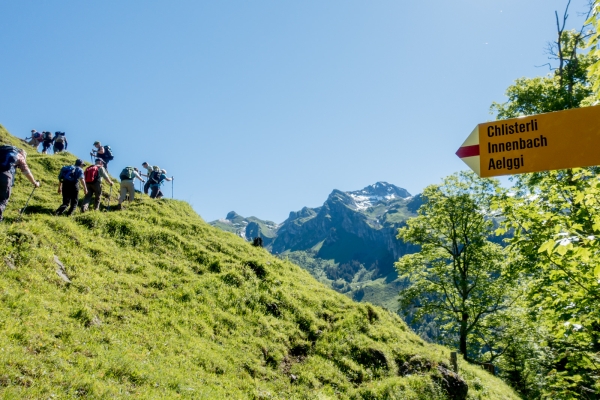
[498,169,600,399]
[490,303,547,399]
[489,3,600,396]
[585,0,600,95]
[395,172,520,362]
[492,1,595,118]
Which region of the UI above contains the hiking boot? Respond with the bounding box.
[81,205,88,213]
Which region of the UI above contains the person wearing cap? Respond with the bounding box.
[24,129,43,149]
[140,162,155,194]
[55,159,88,216]
[0,148,39,222]
[81,158,113,212]
[90,141,113,170]
[149,167,173,199]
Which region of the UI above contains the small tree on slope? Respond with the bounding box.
[396,172,520,362]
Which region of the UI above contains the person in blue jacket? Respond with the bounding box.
[149,168,173,199]
[55,159,87,216]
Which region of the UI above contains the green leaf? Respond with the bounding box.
[555,244,568,256]
[538,239,555,254]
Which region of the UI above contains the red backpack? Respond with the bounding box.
[84,165,99,183]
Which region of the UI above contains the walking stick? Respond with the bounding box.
[171,177,174,199]
[18,184,38,222]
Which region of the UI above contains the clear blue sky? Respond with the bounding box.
[0,0,589,222]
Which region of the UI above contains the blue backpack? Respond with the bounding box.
[59,165,78,182]
[0,146,19,175]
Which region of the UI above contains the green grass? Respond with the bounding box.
[209,219,240,234]
[0,125,519,399]
[283,250,405,311]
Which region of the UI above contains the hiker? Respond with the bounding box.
[117,166,144,209]
[24,129,43,149]
[53,132,68,154]
[140,162,154,194]
[80,158,113,212]
[0,146,40,222]
[149,168,173,199]
[41,131,54,154]
[55,159,87,216]
[90,141,114,170]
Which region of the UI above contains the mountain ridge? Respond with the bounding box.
[210,182,423,311]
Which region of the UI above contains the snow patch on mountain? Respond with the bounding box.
[347,194,398,210]
[345,182,411,210]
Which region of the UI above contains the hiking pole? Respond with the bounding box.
[171,177,174,199]
[17,183,38,222]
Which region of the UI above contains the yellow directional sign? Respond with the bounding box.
[456,105,600,177]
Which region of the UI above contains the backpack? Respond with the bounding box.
[32,132,42,140]
[149,170,163,185]
[54,132,66,143]
[103,146,114,160]
[0,145,19,174]
[84,165,99,183]
[59,165,77,182]
[119,167,135,181]
[43,131,53,141]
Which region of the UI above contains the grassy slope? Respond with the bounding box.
[0,125,519,399]
[283,251,404,312]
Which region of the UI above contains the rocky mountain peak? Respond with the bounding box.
[226,211,241,220]
[288,206,317,221]
[349,182,411,199]
[343,182,411,211]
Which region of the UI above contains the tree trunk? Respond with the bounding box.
[460,312,469,359]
